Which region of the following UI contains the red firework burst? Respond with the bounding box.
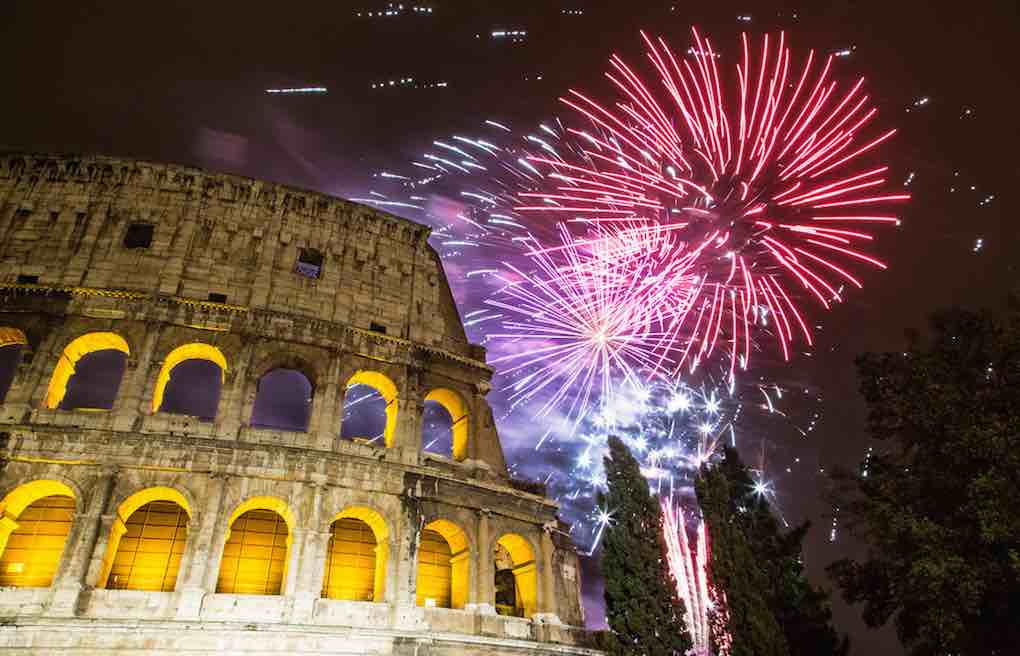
[516,28,909,379]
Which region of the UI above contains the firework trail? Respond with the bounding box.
[663,498,714,656]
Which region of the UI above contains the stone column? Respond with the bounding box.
[111,323,160,432]
[46,466,117,617]
[157,205,200,296]
[176,473,229,619]
[17,327,66,411]
[393,397,424,465]
[215,341,254,439]
[290,529,329,623]
[535,528,562,624]
[470,510,496,614]
[311,353,342,451]
[391,500,426,630]
[289,483,327,622]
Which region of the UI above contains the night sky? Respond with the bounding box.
[3,2,1019,654]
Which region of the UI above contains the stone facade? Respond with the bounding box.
[0,153,598,655]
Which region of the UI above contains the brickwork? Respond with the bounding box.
[0,153,598,656]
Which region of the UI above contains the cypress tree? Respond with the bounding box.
[698,447,847,656]
[600,435,692,655]
[697,453,788,656]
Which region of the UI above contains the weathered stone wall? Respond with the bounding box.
[0,153,597,655]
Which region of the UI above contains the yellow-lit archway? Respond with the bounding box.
[97,487,192,591]
[152,343,228,413]
[45,332,129,409]
[344,371,398,448]
[0,328,27,404]
[0,480,76,588]
[217,496,293,595]
[416,519,470,609]
[495,533,537,618]
[0,327,27,349]
[322,506,389,602]
[424,388,470,461]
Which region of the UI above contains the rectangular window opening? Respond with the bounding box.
[295,248,323,279]
[123,223,154,249]
[16,275,39,285]
[208,292,228,304]
[369,322,387,335]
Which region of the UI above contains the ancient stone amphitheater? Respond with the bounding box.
[0,153,596,655]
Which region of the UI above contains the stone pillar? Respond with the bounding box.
[311,353,342,451]
[157,205,200,296]
[176,473,229,619]
[534,528,562,624]
[215,341,254,439]
[392,501,426,630]
[289,483,327,622]
[46,466,117,617]
[290,529,329,623]
[17,327,66,411]
[469,510,496,614]
[393,397,423,465]
[111,323,160,431]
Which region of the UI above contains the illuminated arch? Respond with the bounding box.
[45,332,129,409]
[424,388,470,461]
[0,480,76,587]
[0,328,27,404]
[97,487,193,591]
[495,533,537,618]
[343,370,398,448]
[217,496,293,595]
[322,506,389,602]
[0,327,27,349]
[152,343,228,413]
[416,519,470,609]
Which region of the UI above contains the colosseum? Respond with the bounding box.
[0,153,598,655]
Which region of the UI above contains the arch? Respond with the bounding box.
[45,332,130,409]
[0,327,28,349]
[0,480,76,588]
[217,496,294,596]
[322,506,389,602]
[250,368,313,432]
[416,519,470,609]
[423,388,470,461]
[494,533,537,618]
[0,328,27,404]
[97,487,193,591]
[152,343,227,415]
[342,370,398,448]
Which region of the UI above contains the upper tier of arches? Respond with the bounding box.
[0,328,479,462]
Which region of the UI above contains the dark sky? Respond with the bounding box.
[3,2,1019,654]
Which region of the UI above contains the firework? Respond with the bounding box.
[663,498,713,656]
[518,28,908,380]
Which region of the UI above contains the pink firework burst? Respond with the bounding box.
[518,28,909,379]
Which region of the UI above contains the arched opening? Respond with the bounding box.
[97,487,192,592]
[0,480,76,588]
[45,332,129,410]
[416,519,469,609]
[153,343,227,420]
[0,328,28,404]
[217,497,293,596]
[422,388,470,460]
[322,507,388,602]
[250,368,312,432]
[494,533,537,618]
[340,371,398,448]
